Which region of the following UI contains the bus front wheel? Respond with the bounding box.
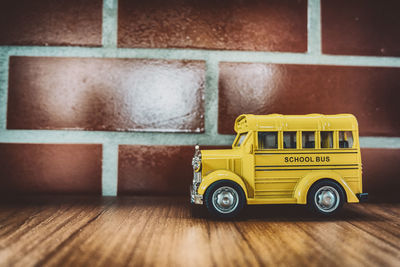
[307,180,345,216]
[204,180,245,219]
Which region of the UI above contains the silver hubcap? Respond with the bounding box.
[212,186,239,214]
[314,186,340,213]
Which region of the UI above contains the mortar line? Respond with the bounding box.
[204,58,219,138]
[0,53,8,130]
[102,142,119,196]
[308,0,322,55]
[0,129,398,148]
[102,0,118,48]
[0,130,234,145]
[1,46,400,67]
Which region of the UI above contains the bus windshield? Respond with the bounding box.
[235,133,248,147]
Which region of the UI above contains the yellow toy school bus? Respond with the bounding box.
[190,114,368,218]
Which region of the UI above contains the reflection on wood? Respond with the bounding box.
[0,197,398,266]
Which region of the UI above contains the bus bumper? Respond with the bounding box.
[356,193,368,202]
[190,185,203,205]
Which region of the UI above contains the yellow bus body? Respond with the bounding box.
[193,114,363,205]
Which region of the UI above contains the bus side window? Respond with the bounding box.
[258,132,278,149]
[283,132,297,149]
[302,131,315,149]
[320,131,333,148]
[339,131,354,148]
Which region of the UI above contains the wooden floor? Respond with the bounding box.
[0,197,398,267]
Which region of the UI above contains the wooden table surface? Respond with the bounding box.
[0,197,398,267]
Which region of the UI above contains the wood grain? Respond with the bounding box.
[0,197,398,267]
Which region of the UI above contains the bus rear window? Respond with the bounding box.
[339,131,354,148]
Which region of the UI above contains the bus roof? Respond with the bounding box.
[234,114,358,133]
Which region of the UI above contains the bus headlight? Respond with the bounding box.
[192,145,201,172]
[192,155,201,172]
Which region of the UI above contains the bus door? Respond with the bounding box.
[254,131,298,200]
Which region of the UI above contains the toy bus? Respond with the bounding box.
[190,114,368,218]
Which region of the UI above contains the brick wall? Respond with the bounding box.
[0,0,399,202]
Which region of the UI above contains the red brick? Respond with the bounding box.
[218,63,400,136]
[118,145,229,195]
[361,149,400,202]
[0,0,102,46]
[118,0,307,52]
[0,143,102,195]
[7,57,205,133]
[322,0,400,56]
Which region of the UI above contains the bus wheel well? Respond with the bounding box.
[307,178,348,203]
[205,179,246,196]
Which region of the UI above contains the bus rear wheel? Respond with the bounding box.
[307,180,345,216]
[204,180,245,219]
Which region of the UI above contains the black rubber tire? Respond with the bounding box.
[307,179,345,216]
[204,180,246,219]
